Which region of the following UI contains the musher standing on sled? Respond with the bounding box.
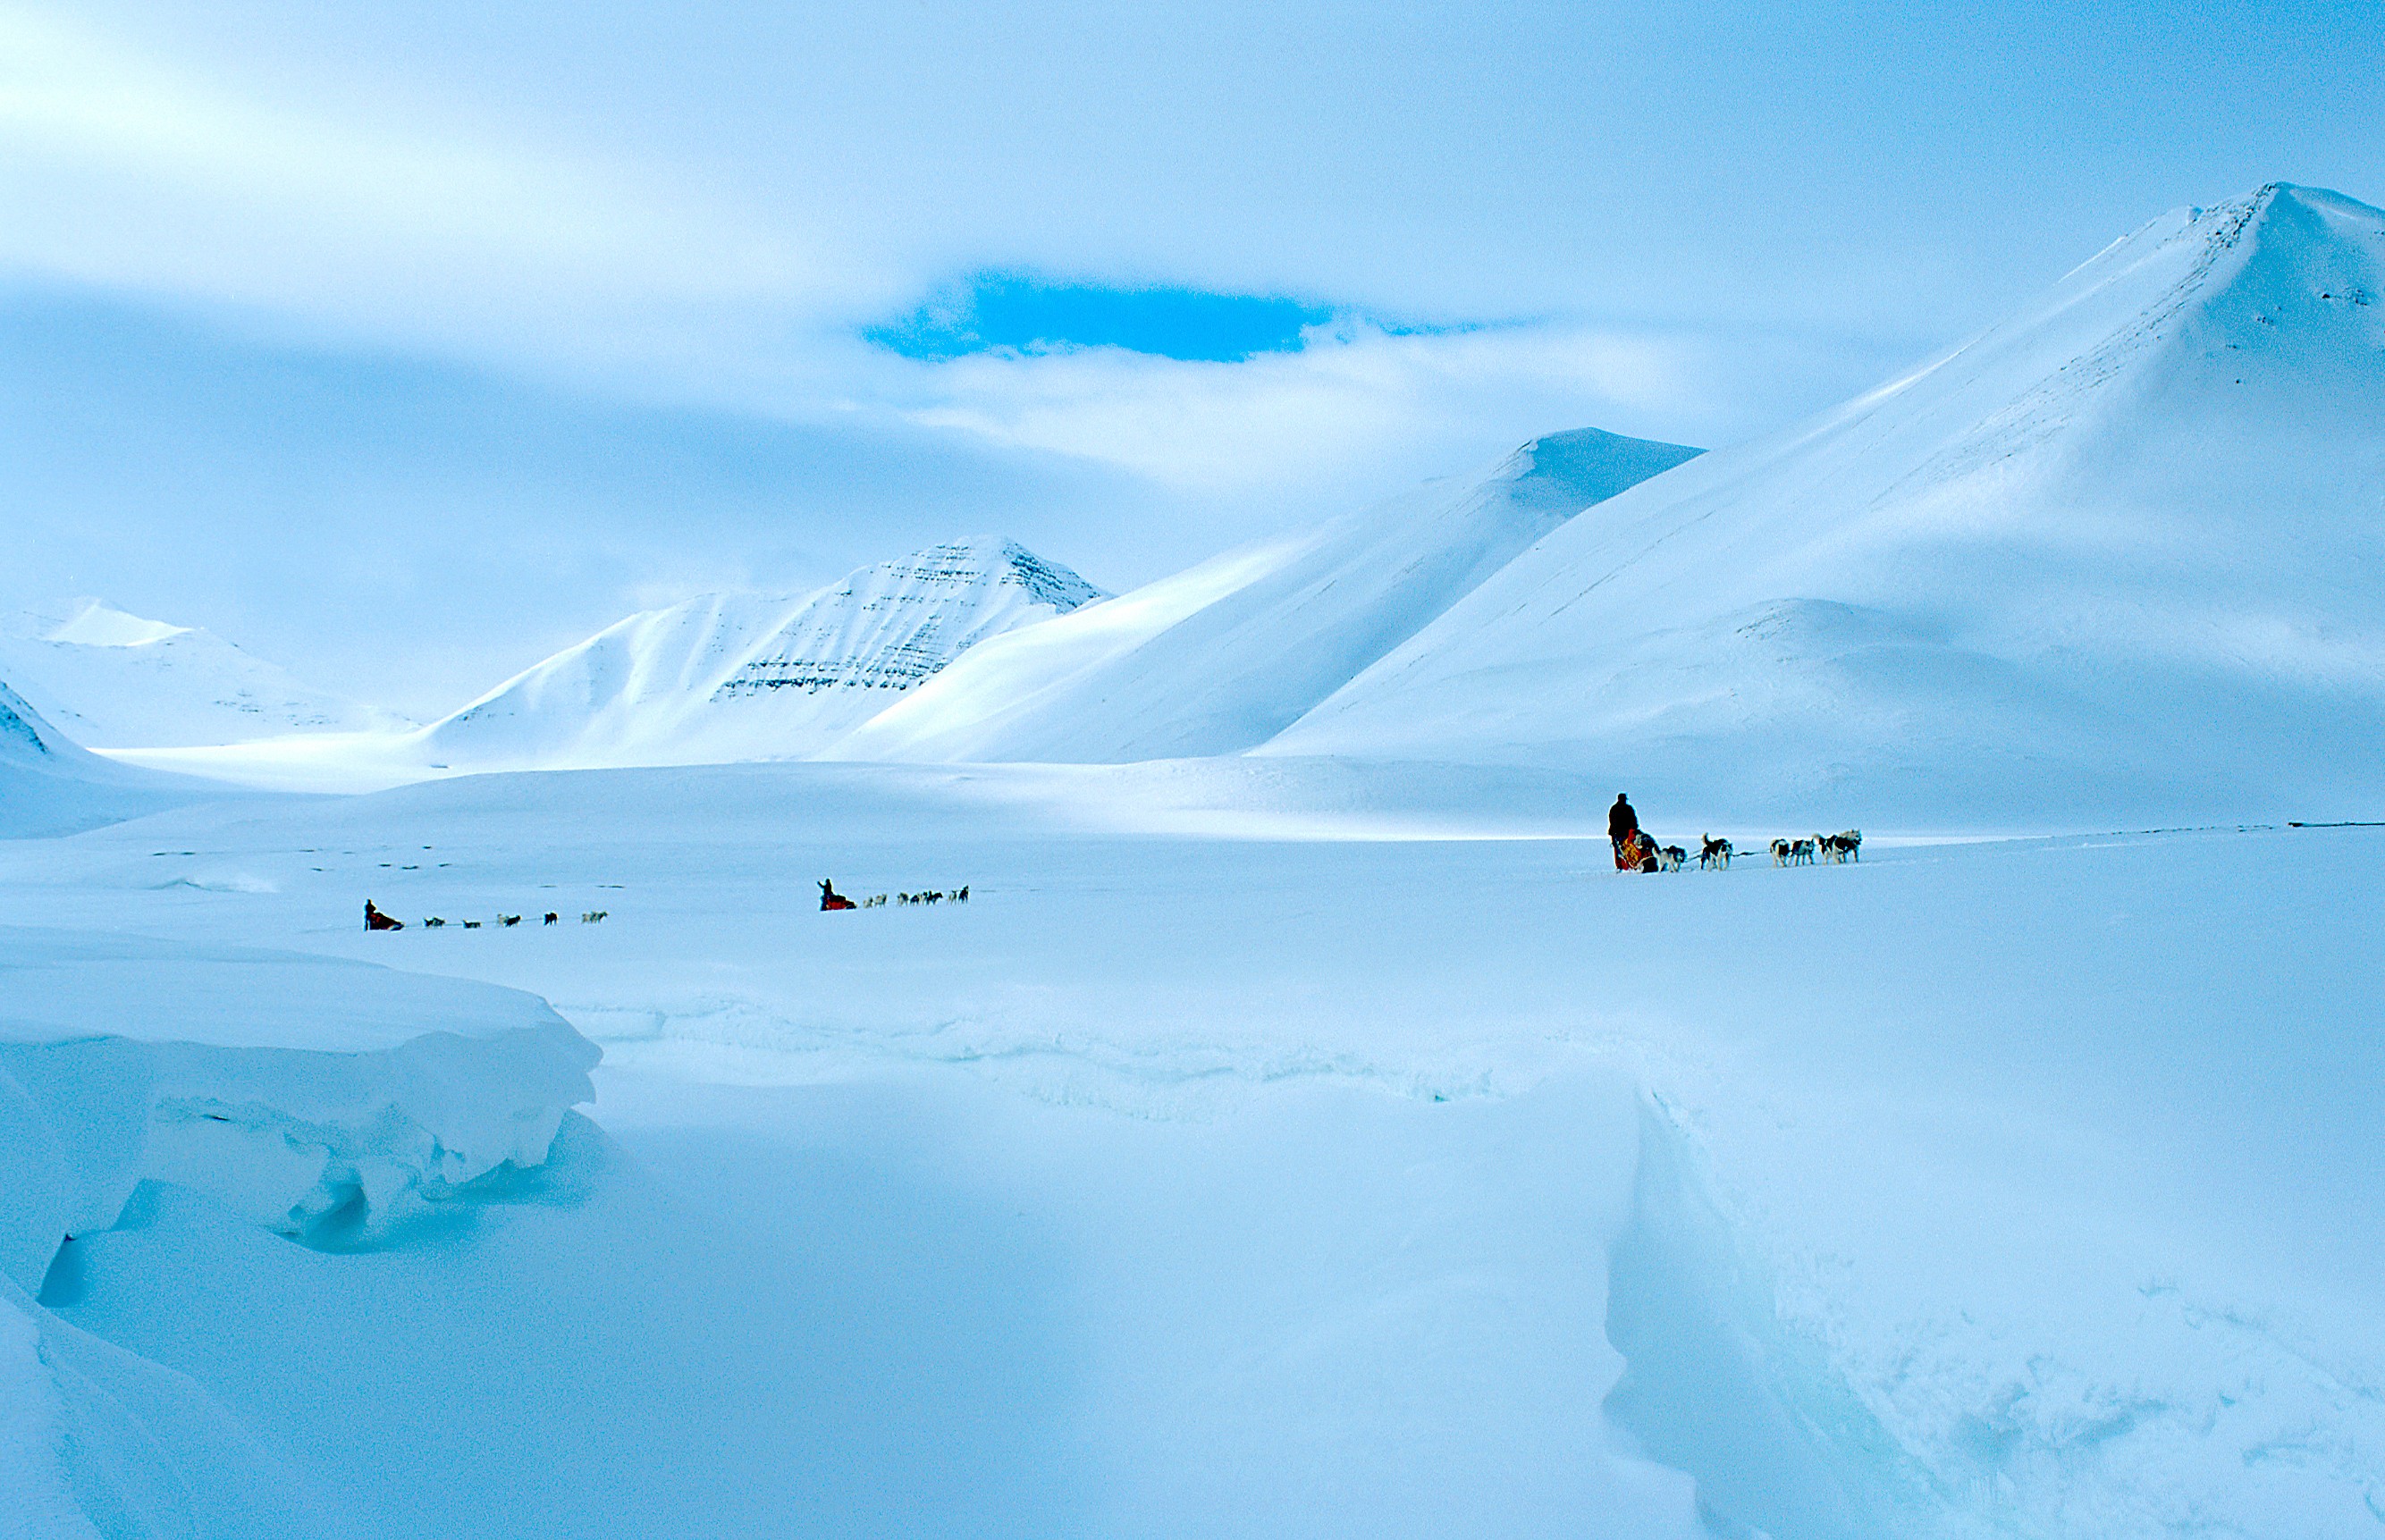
[1608,794,1643,871]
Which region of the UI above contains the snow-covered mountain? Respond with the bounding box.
[417,538,1103,769]
[828,427,1702,763]
[0,673,196,836]
[1263,183,2385,827]
[0,598,400,749]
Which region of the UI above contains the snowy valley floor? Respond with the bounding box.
[3,762,2383,1539]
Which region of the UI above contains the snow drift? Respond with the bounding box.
[830,426,1702,763]
[0,598,400,749]
[1265,184,2385,827]
[0,928,600,1283]
[417,537,1102,770]
[0,929,597,1539]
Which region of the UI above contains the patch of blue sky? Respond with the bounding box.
[868,273,1353,363]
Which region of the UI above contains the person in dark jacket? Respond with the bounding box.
[1608,794,1639,860]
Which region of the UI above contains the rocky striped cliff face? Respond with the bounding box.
[415,538,1104,770]
[714,543,1101,700]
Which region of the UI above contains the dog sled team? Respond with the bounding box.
[1605,795,1858,875]
[365,900,601,931]
[819,879,967,912]
[1768,831,1862,865]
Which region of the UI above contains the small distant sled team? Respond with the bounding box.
[1605,794,1859,875]
[365,881,973,930]
[362,900,601,931]
[817,879,967,911]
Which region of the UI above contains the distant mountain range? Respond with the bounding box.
[0,598,402,749]
[830,427,1701,763]
[13,181,2381,829]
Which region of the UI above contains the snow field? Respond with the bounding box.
[1,762,2379,1536]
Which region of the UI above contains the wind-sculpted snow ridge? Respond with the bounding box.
[0,598,402,750]
[1267,183,2385,829]
[0,928,599,1277]
[0,930,596,1539]
[827,425,1701,763]
[416,537,1103,770]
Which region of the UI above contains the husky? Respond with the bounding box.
[462,920,481,929]
[1770,838,1792,866]
[1698,835,1733,871]
[424,916,446,929]
[581,910,609,924]
[1824,829,1863,863]
[499,913,522,928]
[544,912,559,925]
[1656,844,1687,872]
[1791,838,1816,864]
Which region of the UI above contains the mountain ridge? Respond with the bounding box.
[0,598,400,749]
[1259,182,2385,825]
[828,425,1704,763]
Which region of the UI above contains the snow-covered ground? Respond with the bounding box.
[0,680,210,840]
[2,761,2380,1538]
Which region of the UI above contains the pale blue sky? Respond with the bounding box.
[2,0,2379,713]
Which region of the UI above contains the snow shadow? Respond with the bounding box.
[1603,1098,1921,1540]
[52,1110,1092,1539]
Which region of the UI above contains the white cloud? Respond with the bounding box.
[0,5,822,362]
[876,319,1859,497]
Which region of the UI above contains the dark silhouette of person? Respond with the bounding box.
[1608,794,1639,859]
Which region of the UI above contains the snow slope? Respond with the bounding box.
[3,762,2381,1536]
[417,538,1102,770]
[0,676,203,838]
[828,427,1701,763]
[0,927,597,1537]
[1268,184,2385,828]
[0,599,400,749]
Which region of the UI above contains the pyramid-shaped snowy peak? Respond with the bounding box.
[1260,184,2385,828]
[417,538,1105,770]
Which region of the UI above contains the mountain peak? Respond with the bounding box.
[1262,185,2385,824]
[418,536,1104,770]
[12,598,191,649]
